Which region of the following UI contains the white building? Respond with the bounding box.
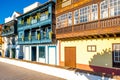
[23,2,41,13]
[3,11,23,59]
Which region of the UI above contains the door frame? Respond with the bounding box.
[31,46,37,61]
[38,46,46,63]
[48,46,57,65]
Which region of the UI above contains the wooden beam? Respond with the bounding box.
[88,36,92,39]
[82,36,87,39]
[78,37,82,40]
[105,34,109,38]
[98,35,103,38]
[113,34,117,37]
[93,35,98,39]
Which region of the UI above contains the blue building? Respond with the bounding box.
[17,1,58,65]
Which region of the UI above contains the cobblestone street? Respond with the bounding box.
[0,61,64,80]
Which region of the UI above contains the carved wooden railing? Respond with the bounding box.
[56,26,72,34]
[56,16,120,35]
[100,16,120,28]
[74,20,98,32]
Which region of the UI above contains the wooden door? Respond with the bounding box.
[65,47,76,68]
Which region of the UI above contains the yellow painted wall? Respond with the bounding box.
[61,38,120,68]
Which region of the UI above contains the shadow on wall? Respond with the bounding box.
[89,48,120,75]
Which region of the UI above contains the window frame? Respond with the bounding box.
[87,45,96,52]
[112,43,120,68]
[100,0,108,19]
[39,46,46,58]
[74,9,79,24]
[91,4,98,21]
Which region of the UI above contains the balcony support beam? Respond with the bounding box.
[98,35,103,38]
[88,36,92,39]
[105,34,110,38]
[113,34,117,38]
[93,35,98,39]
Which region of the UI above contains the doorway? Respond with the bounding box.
[65,47,76,68]
[31,46,37,61]
[48,46,56,65]
[12,48,16,58]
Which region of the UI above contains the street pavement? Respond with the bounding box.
[0,61,64,80]
[0,58,116,80]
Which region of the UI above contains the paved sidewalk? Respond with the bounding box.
[0,58,115,80]
[0,61,64,80]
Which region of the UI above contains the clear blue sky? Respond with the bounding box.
[0,0,48,24]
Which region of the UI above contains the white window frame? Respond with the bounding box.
[113,44,120,63]
[74,9,79,24]
[109,0,120,17]
[68,12,72,26]
[100,0,108,19]
[80,6,90,23]
[91,4,98,21]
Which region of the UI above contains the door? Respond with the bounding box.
[25,46,30,60]
[48,46,56,65]
[31,46,36,61]
[65,47,76,68]
[12,48,16,58]
[39,46,45,63]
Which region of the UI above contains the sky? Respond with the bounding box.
[0,0,48,24]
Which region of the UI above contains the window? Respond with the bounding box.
[100,0,108,19]
[61,13,68,27]
[80,6,90,23]
[40,11,49,21]
[109,0,120,17]
[87,45,96,52]
[68,12,72,26]
[56,16,61,28]
[91,4,98,20]
[113,44,120,68]
[39,46,45,58]
[56,13,68,28]
[113,44,120,63]
[74,10,79,24]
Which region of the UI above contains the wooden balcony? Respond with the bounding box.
[1,20,17,37]
[56,16,120,39]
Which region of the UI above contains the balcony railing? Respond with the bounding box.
[56,26,72,34]
[18,15,51,28]
[2,29,14,36]
[56,16,120,35]
[18,34,52,44]
[74,20,98,32]
[24,37,30,41]
[100,16,120,28]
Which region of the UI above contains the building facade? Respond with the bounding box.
[0,24,3,57]
[1,12,22,59]
[56,0,120,75]
[17,1,58,65]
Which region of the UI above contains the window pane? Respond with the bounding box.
[100,0,108,18]
[74,10,79,24]
[113,44,120,63]
[39,47,45,58]
[91,4,98,20]
[115,57,119,62]
[68,12,72,26]
[115,51,119,56]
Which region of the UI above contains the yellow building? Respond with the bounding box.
[56,0,120,75]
